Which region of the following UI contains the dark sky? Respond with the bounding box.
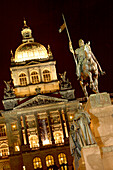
[0,0,112,109]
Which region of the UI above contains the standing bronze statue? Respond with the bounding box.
[69,107,96,170]
[69,39,105,99]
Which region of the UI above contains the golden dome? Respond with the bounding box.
[15,42,49,62]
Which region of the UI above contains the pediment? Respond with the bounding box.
[25,60,40,66]
[14,94,68,109]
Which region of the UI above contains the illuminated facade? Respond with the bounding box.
[0,20,78,170]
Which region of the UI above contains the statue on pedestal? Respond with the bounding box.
[59,14,105,99]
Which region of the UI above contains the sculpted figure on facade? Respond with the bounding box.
[69,39,105,98]
[59,71,72,89]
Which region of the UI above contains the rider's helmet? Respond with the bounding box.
[79,39,84,47]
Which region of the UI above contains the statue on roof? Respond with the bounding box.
[4,80,15,99]
[47,45,53,60]
[59,71,72,90]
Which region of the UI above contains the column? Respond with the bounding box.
[34,113,42,147]
[39,67,42,82]
[6,122,15,155]
[22,115,29,145]
[27,68,31,84]
[47,111,55,144]
[63,107,70,137]
[17,115,24,146]
[59,109,66,139]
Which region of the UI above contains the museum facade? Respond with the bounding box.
[0,20,79,170]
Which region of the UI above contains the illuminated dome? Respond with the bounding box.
[15,42,49,62]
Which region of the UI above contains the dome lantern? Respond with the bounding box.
[21,19,34,43]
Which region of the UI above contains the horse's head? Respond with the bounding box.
[84,42,92,58]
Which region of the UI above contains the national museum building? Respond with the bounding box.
[0,21,78,170]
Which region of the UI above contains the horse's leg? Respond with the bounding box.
[92,71,99,93]
[80,80,88,99]
[83,63,94,89]
[86,71,94,89]
[90,63,99,93]
[93,76,99,93]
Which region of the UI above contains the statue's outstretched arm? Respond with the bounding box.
[91,51,105,75]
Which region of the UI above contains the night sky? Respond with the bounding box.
[0,0,112,109]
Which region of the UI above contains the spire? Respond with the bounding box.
[21,19,34,43]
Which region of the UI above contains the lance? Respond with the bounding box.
[61,14,77,67]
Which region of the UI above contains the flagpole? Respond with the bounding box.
[62,14,77,66]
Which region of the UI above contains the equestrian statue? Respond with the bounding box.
[59,14,105,99]
[69,39,105,99]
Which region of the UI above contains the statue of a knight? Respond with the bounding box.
[69,39,105,80]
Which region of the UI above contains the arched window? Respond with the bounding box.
[58,153,68,170]
[0,144,9,157]
[19,73,27,86]
[31,71,39,84]
[43,70,51,82]
[33,157,42,169]
[46,155,54,169]
[54,132,63,144]
[29,135,39,148]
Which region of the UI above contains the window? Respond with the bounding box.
[43,70,51,82]
[29,135,39,148]
[46,155,54,169]
[54,132,63,144]
[31,71,39,84]
[25,32,30,38]
[1,148,9,156]
[0,144,9,157]
[33,157,42,169]
[58,153,68,170]
[0,125,6,137]
[19,73,27,86]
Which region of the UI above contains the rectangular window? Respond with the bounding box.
[0,125,6,137]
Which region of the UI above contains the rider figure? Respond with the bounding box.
[69,39,104,80]
[69,39,86,80]
[75,39,86,80]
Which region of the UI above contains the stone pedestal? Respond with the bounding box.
[101,146,113,170]
[82,92,113,170]
[79,145,104,170]
[85,92,111,111]
[84,92,113,147]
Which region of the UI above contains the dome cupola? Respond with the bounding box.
[15,42,49,62]
[13,20,50,63]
